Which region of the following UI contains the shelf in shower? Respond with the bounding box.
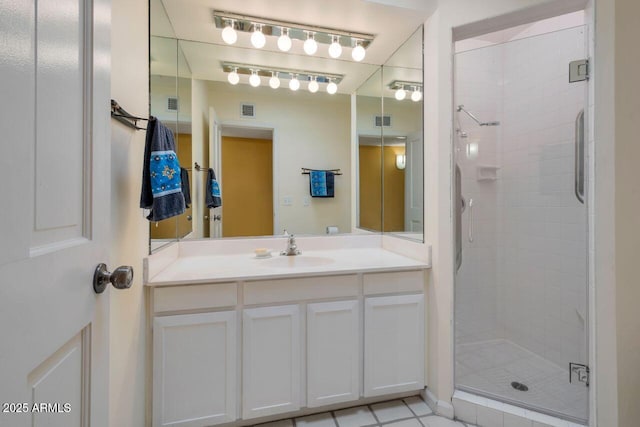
[476,165,499,181]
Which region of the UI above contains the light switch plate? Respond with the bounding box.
[282,196,293,206]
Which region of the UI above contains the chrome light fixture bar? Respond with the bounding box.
[389,80,423,102]
[222,62,344,85]
[213,10,374,51]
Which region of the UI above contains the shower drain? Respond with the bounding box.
[511,381,529,392]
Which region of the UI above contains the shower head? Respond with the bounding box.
[457,105,500,127]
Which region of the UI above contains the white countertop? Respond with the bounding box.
[146,247,429,286]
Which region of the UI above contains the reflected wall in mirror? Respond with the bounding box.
[149,0,428,252]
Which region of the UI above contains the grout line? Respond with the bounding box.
[329,411,339,427]
[367,404,382,425]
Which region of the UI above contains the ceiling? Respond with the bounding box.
[151,0,434,94]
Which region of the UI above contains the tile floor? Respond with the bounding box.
[254,397,475,427]
[456,340,588,422]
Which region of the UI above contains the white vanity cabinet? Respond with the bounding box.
[152,311,237,427]
[363,293,425,397]
[148,266,427,427]
[242,305,301,419]
[307,300,360,407]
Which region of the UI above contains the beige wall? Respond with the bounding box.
[207,81,352,235]
[109,0,148,426]
[612,1,640,425]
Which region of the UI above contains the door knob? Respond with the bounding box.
[204,215,209,220]
[93,263,134,294]
[187,215,192,221]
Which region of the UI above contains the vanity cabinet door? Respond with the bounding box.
[364,294,425,397]
[242,305,301,419]
[307,300,360,407]
[153,311,237,427]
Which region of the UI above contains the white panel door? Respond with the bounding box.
[153,312,237,427]
[405,131,424,232]
[208,107,222,238]
[0,1,111,427]
[243,305,301,419]
[307,300,360,407]
[364,294,425,397]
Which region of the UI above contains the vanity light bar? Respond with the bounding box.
[222,62,344,85]
[388,80,423,91]
[213,10,374,50]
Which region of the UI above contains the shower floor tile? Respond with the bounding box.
[456,339,588,422]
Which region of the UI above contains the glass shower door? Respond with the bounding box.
[453,24,589,423]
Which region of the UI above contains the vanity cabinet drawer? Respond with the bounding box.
[363,270,424,295]
[153,283,237,313]
[244,275,358,305]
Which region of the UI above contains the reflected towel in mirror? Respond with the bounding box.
[206,168,222,208]
[309,170,335,198]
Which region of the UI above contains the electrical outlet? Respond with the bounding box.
[282,196,293,206]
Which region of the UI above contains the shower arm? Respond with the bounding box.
[457,105,500,126]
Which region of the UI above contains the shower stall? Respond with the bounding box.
[453,16,589,424]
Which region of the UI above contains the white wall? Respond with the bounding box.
[150,75,192,125]
[109,0,148,426]
[206,81,352,235]
[191,79,210,238]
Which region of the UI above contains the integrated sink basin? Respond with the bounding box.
[262,255,334,268]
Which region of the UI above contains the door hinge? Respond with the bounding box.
[569,59,589,82]
[569,362,590,387]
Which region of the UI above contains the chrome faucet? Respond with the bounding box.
[280,234,301,256]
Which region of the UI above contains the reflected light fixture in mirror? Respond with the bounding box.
[395,88,406,100]
[278,27,292,51]
[289,74,300,91]
[308,76,319,93]
[411,86,422,102]
[249,70,261,87]
[326,79,337,94]
[228,67,240,85]
[221,20,237,44]
[396,154,406,170]
[304,32,318,55]
[269,72,281,89]
[329,35,342,58]
[352,41,366,61]
[250,23,266,48]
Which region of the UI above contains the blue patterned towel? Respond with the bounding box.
[205,168,222,208]
[140,118,185,221]
[309,170,335,198]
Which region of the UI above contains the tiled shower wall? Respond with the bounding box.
[455,26,588,369]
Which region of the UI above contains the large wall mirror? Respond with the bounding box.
[149,0,427,252]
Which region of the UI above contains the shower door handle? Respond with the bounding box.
[468,198,474,243]
[455,164,462,272]
[574,109,585,204]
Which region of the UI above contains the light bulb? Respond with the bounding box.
[352,43,366,62]
[277,28,292,52]
[328,36,342,58]
[249,71,260,87]
[327,81,337,95]
[269,72,280,89]
[395,88,406,101]
[411,88,422,102]
[303,32,318,55]
[227,69,239,85]
[221,21,237,45]
[250,24,266,49]
[308,77,319,93]
[289,75,300,91]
